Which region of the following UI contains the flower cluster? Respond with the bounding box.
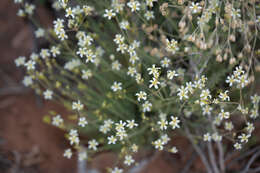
[14,0,259,172]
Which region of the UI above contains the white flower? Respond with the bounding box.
[112,167,123,173]
[219,90,230,101]
[177,86,188,100]
[147,64,160,77]
[142,101,152,112]
[23,76,33,86]
[25,60,36,70]
[52,114,63,127]
[103,9,116,20]
[167,70,179,79]
[114,34,124,44]
[88,139,99,151]
[231,8,241,18]
[131,144,138,152]
[189,2,202,14]
[127,1,140,12]
[127,66,137,77]
[126,120,138,129]
[234,143,242,150]
[40,49,50,59]
[203,133,211,142]
[158,119,168,130]
[160,57,170,68]
[149,77,160,89]
[146,0,157,7]
[35,28,45,38]
[43,89,53,100]
[161,134,170,144]
[111,81,122,92]
[246,122,255,133]
[68,129,80,146]
[15,56,26,67]
[76,47,87,58]
[82,70,92,80]
[64,149,72,159]
[115,120,126,132]
[144,11,155,20]
[169,116,180,129]
[124,155,134,166]
[72,100,84,111]
[65,7,75,18]
[238,133,251,143]
[78,117,88,127]
[120,20,130,30]
[112,60,122,71]
[50,46,60,57]
[218,109,230,120]
[225,122,234,131]
[226,75,235,86]
[108,135,117,144]
[136,91,147,102]
[154,139,164,150]
[166,39,179,54]
[169,146,178,153]
[78,151,87,161]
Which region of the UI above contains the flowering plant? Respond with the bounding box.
[14,0,260,172]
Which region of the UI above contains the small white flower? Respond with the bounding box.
[78,151,87,161]
[52,114,63,127]
[238,133,251,143]
[124,155,134,166]
[166,39,179,54]
[169,146,178,153]
[64,149,73,159]
[142,101,152,112]
[160,57,170,68]
[108,135,117,144]
[203,133,211,142]
[234,143,242,150]
[127,1,140,12]
[65,7,75,18]
[158,119,168,130]
[126,120,138,129]
[189,2,202,14]
[111,82,122,92]
[219,90,230,101]
[218,109,230,120]
[15,56,26,67]
[144,11,155,20]
[43,89,53,100]
[23,76,33,86]
[35,28,45,38]
[167,70,179,79]
[154,139,164,150]
[112,60,122,71]
[149,77,160,89]
[88,139,99,151]
[112,167,123,173]
[104,9,116,20]
[72,100,84,111]
[169,116,180,129]
[25,60,36,70]
[78,117,88,127]
[136,91,147,102]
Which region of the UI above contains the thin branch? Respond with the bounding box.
[207,142,220,173]
[182,119,213,173]
[240,151,260,173]
[180,151,197,173]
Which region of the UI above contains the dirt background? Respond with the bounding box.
[0,0,259,173]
